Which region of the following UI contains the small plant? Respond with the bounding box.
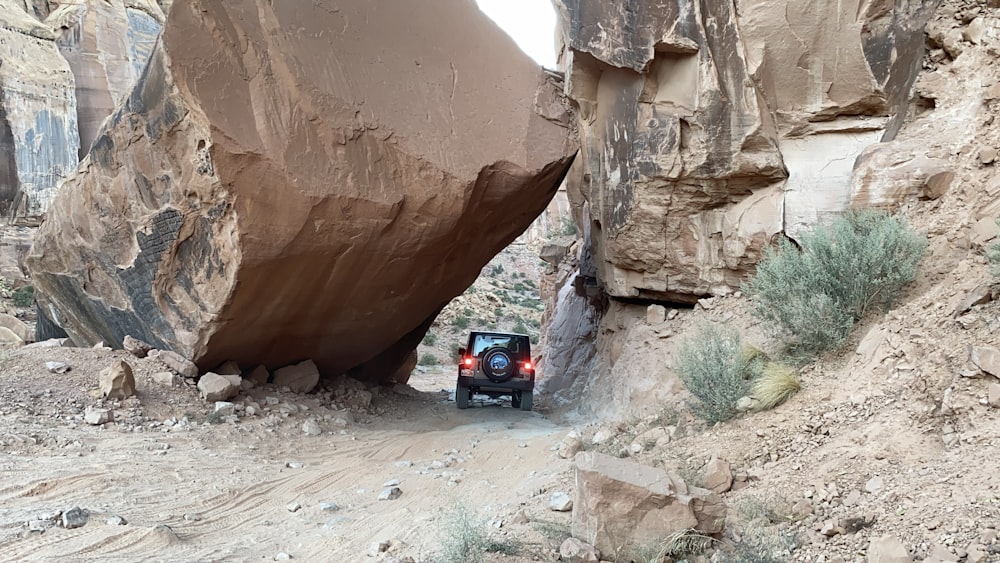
[453,315,470,330]
[512,320,529,335]
[674,323,752,423]
[422,332,438,346]
[11,285,34,308]
[437,502,519,563]
[205,410,223,425]
[490,264,504,276]
[751,363,800,410]
[418,353,439,366]
[743,209,925,358]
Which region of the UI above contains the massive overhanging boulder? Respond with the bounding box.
[27,0,575,382]
[553,0,935,302]
[0,0,81,216]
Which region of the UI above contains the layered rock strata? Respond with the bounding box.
[27,0,575,382]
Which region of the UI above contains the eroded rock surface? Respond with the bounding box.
[27,0,575,383]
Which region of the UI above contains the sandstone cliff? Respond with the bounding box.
[27,0,575,382]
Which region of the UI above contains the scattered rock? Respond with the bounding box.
[970,346,1000,378]
[988,383,1000,408]
[151,371,180,387]
[319,502,340,512]
[573,452,725,555]
[302,419,322,436]
[646,304,666,325]
[274,553,292,561]
[549,491,573,512]
[559,537,600,563]
[61,507,88,529]
[286,502,301,513]
[590,428,613,445]
[183,513,203,522]
[510,509,529,525]
[378,487,402,501]
[45,361,70,374]
[106,515,127,526]
[214,402,236,416]
[100,360,136,399]
[0,313,32,342]
[123,335,152,358]
[558,431,584,459]
[926,544,958,562]
[214,360,242,376]
[980,147,997,165]
[701,457,733,493]
[370,540,390,556]
[151,350,199,379]
[84,407,112,425]
[197,373,238,402]
[952,285,993,317]
[864,476,884,493]
[273,360,320,394]
[868,535,912,563]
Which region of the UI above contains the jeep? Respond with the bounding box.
[456,331,534,411]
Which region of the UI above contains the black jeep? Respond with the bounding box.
[456,331,534,411]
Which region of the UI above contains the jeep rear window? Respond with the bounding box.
[471,335,524,357]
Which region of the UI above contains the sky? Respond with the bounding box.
[475,0,558,68]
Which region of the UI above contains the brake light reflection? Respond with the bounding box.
[463,357,474,367]
[523,362,532,371]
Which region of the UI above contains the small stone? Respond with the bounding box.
[274,553,292,561]
[198,373,238,402]
[510,509,529,525]
[966,543,988,563]
[151,350,199,378]
[988,383,1000,408]
[286,461,304,469]
[868,535,911,563]
[735,396,756,412]
[549,491,573,512]
[864,476,884,493]
[559,537,600,562]
[843,489,862,507]
[820,519,844,536]
[286,502,301,513]
[183,513,203,522]
[100,360,136,400]
[319,502,340,512]
[84,407,112,425]
[927,544,958,562]
[378,487,402,500]
[273,360,320,394]
[151,371,180,387]
[302,419,322,436]
[701,457,733,493]
[245,364,270,386]
[61,507,89,529]
[123,335,152,358]
[383,478,400,487]
[980,147,997,165]
[370,540,390,556]
[214,402,236,416]
[558,432,584,459]
[45,361,70,374]
[646,304,666,324]
[106,515,127,526]
[590,428,613,445]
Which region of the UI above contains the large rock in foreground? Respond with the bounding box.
[27,0,575,382]
[573,452,726,556]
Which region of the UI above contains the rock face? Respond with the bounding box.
[49,0,165,157]
[573,452,726,556]
[27,0,575,383]
[553,0,935,301]
[0,0,81,215]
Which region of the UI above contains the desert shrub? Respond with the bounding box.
[674,323,753,423]
[418,353,439,366]
[743,209,926,358]
[452,315,470,330]
[988,227,1000,277]
[11,285,34,307]
[490,264,504,276]
[751,363,800,410]
[437,503,519,563]
[422,332,438,346]
[512,320,529,335]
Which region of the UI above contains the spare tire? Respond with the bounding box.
[482,347,516,382]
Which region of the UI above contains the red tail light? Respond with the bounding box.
[523,362,533,371]
[463,357,474,367]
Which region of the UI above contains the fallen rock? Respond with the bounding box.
[559,537,600,563]
[868,535,912,563]
[123,335,152,358]
[549,492,573,512]
[646,305,666,325]
[151,371,179,387]
[302,419,322,436]
[197,373,238,402]
[45,361,70,374]
[558,431,584,459]
[378,487,402,501]
[214,402,235,416]
[244,364,270,386]
[214,360,241,376]
[988,383,1000,408]
[61,507,89,529]
[980,148,997,165]
[970,346,1000,378]
[84,407,112,425]
[0,313,32,342]
[701,457,733,494]
[25,0,574,385]
[573,452,726,555]
[151,350,199,379]
[99,360,136,399]
[273,360,320,394]
[952,285,993,317]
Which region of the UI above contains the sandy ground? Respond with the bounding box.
[0,346,574,562]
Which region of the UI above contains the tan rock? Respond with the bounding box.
[84,406,112,425]
[850,143,955,208]
[273,360,320,394]
[559,538,600,563]
[151,350,199,379]
[27,0,574,385]
[646,305,666,325]
[100,360,136,399]
[701,457,733,494]
[0,326,24,345]
[123,335,152,358]
[151,371,179,387]
[980,148,997,165]
[573,452,725,555]
[868,535,912,563]
[970,218,1000,246]
[213,361,241,376]
[988,383,1000,408]
[558,431,584,459]
[971,346,1000,378]
[0,313,31,342]
[197,373,237,402]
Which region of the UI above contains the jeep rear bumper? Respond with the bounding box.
[457,375,534,392]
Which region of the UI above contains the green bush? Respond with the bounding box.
[11,285,34,308]
[422,332,438,346]
[453,315,470,330]
[675,323,754,424]
[743,209,926,358]
[437,503,519,563]
[418,353,439,366]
